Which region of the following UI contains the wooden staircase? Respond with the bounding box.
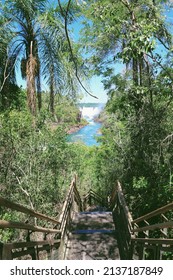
[1,175,173,260]
[65,209,119,260]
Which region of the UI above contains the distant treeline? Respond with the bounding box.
[79,103,105,108]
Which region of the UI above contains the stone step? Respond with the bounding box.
[65,210,120,260]
[79,211,112,215]
[65,232,119,260]
[70,211,115,231]
[72,229,116,234]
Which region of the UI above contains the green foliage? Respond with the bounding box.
[0,0,83,115]
[81,0,171,74]
[55,98,81,124]
[0,109,82,241]
[1,1,173,252]
[75,0,173,221]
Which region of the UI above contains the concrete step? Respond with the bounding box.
[65,211,120,260]
[70,211,115,231]
[73,229,116,234]
[65,232,119,260]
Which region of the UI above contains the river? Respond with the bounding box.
[68,104,104,146]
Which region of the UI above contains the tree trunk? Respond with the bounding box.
[132,58,138,86]
[49,64,55,116]
[50,77,54,116]
[139,57,144,86]
[37,73,42,111]
[26,41,37,116]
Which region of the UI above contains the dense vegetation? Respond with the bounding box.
[79,0,173,217]
[1,0,173,243]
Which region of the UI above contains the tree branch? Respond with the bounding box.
[57,0,98,99]
[147,52,173,82]
[13,172,37,225]
[157,37,171,51]
[0,50,16,93]
[162,133,173,144]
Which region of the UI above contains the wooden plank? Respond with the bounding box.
[12,248,36,259]
[89,190,104,201]
[131,237,173,245]
[0,242,3,260]
[58,176,79,234]
[116,181,133,224]
[12,241,61,259]
[83,190,104,206]
[58,182,74,224]
[0,197,60,225]
[3,240,60,250]
[132,202,173,224]
[90,189,102,197]
[110,187,117,206]
[0,220,61,234]
[132,221,173,233]
[73,187,83,210]
[161,214,168,221]
[2,244,13,260]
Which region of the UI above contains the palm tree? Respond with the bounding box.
[2,0,48,115]
[37,7,80,116]
[3,0,80,116]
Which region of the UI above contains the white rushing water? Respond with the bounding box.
[80,105,104,122]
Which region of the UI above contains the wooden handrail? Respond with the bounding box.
[83,189,106,207]
[0,220,61,234]
[131,237,173,245]
[3,240,59,249]
[58,175,82,233]
[0,197,60,225]
[116,181,133,224]
[2,174,173,260]
[73,184,83,210]
[59,177,77,227]
[0,175,82,260]
[132,221,173,233]
[1,240,61,260]
[110,181,133,259]
[132,202,173,224]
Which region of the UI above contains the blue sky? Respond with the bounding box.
[15,1,111,104]
[79,4,173,103]
[16,1,173,104]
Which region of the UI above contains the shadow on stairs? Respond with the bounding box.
[64,206,120,260]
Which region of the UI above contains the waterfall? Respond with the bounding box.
[80,104,104,121]
[68,103,104,146]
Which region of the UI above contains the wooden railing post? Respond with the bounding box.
[0,176,75,260]
[110,181,134,259]
[0,242,3,260]
[139,244,144,260]
[30,247,37,260]
[2,244,12,260]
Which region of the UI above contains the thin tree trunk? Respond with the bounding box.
[139,57,144,86]
[26,41,37,116]
[50,75,54,116]
[132,58,138,86]
[144,55,153,107]
[37,72,42,111]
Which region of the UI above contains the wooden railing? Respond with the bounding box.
[57,174,82,259]
[110,181,134,259]
[2,175,173,260]
[110,181,173,260]
[131,202,173,259]
[0,175,82,260]
[0,198,61,260]
[83,189,108,211]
